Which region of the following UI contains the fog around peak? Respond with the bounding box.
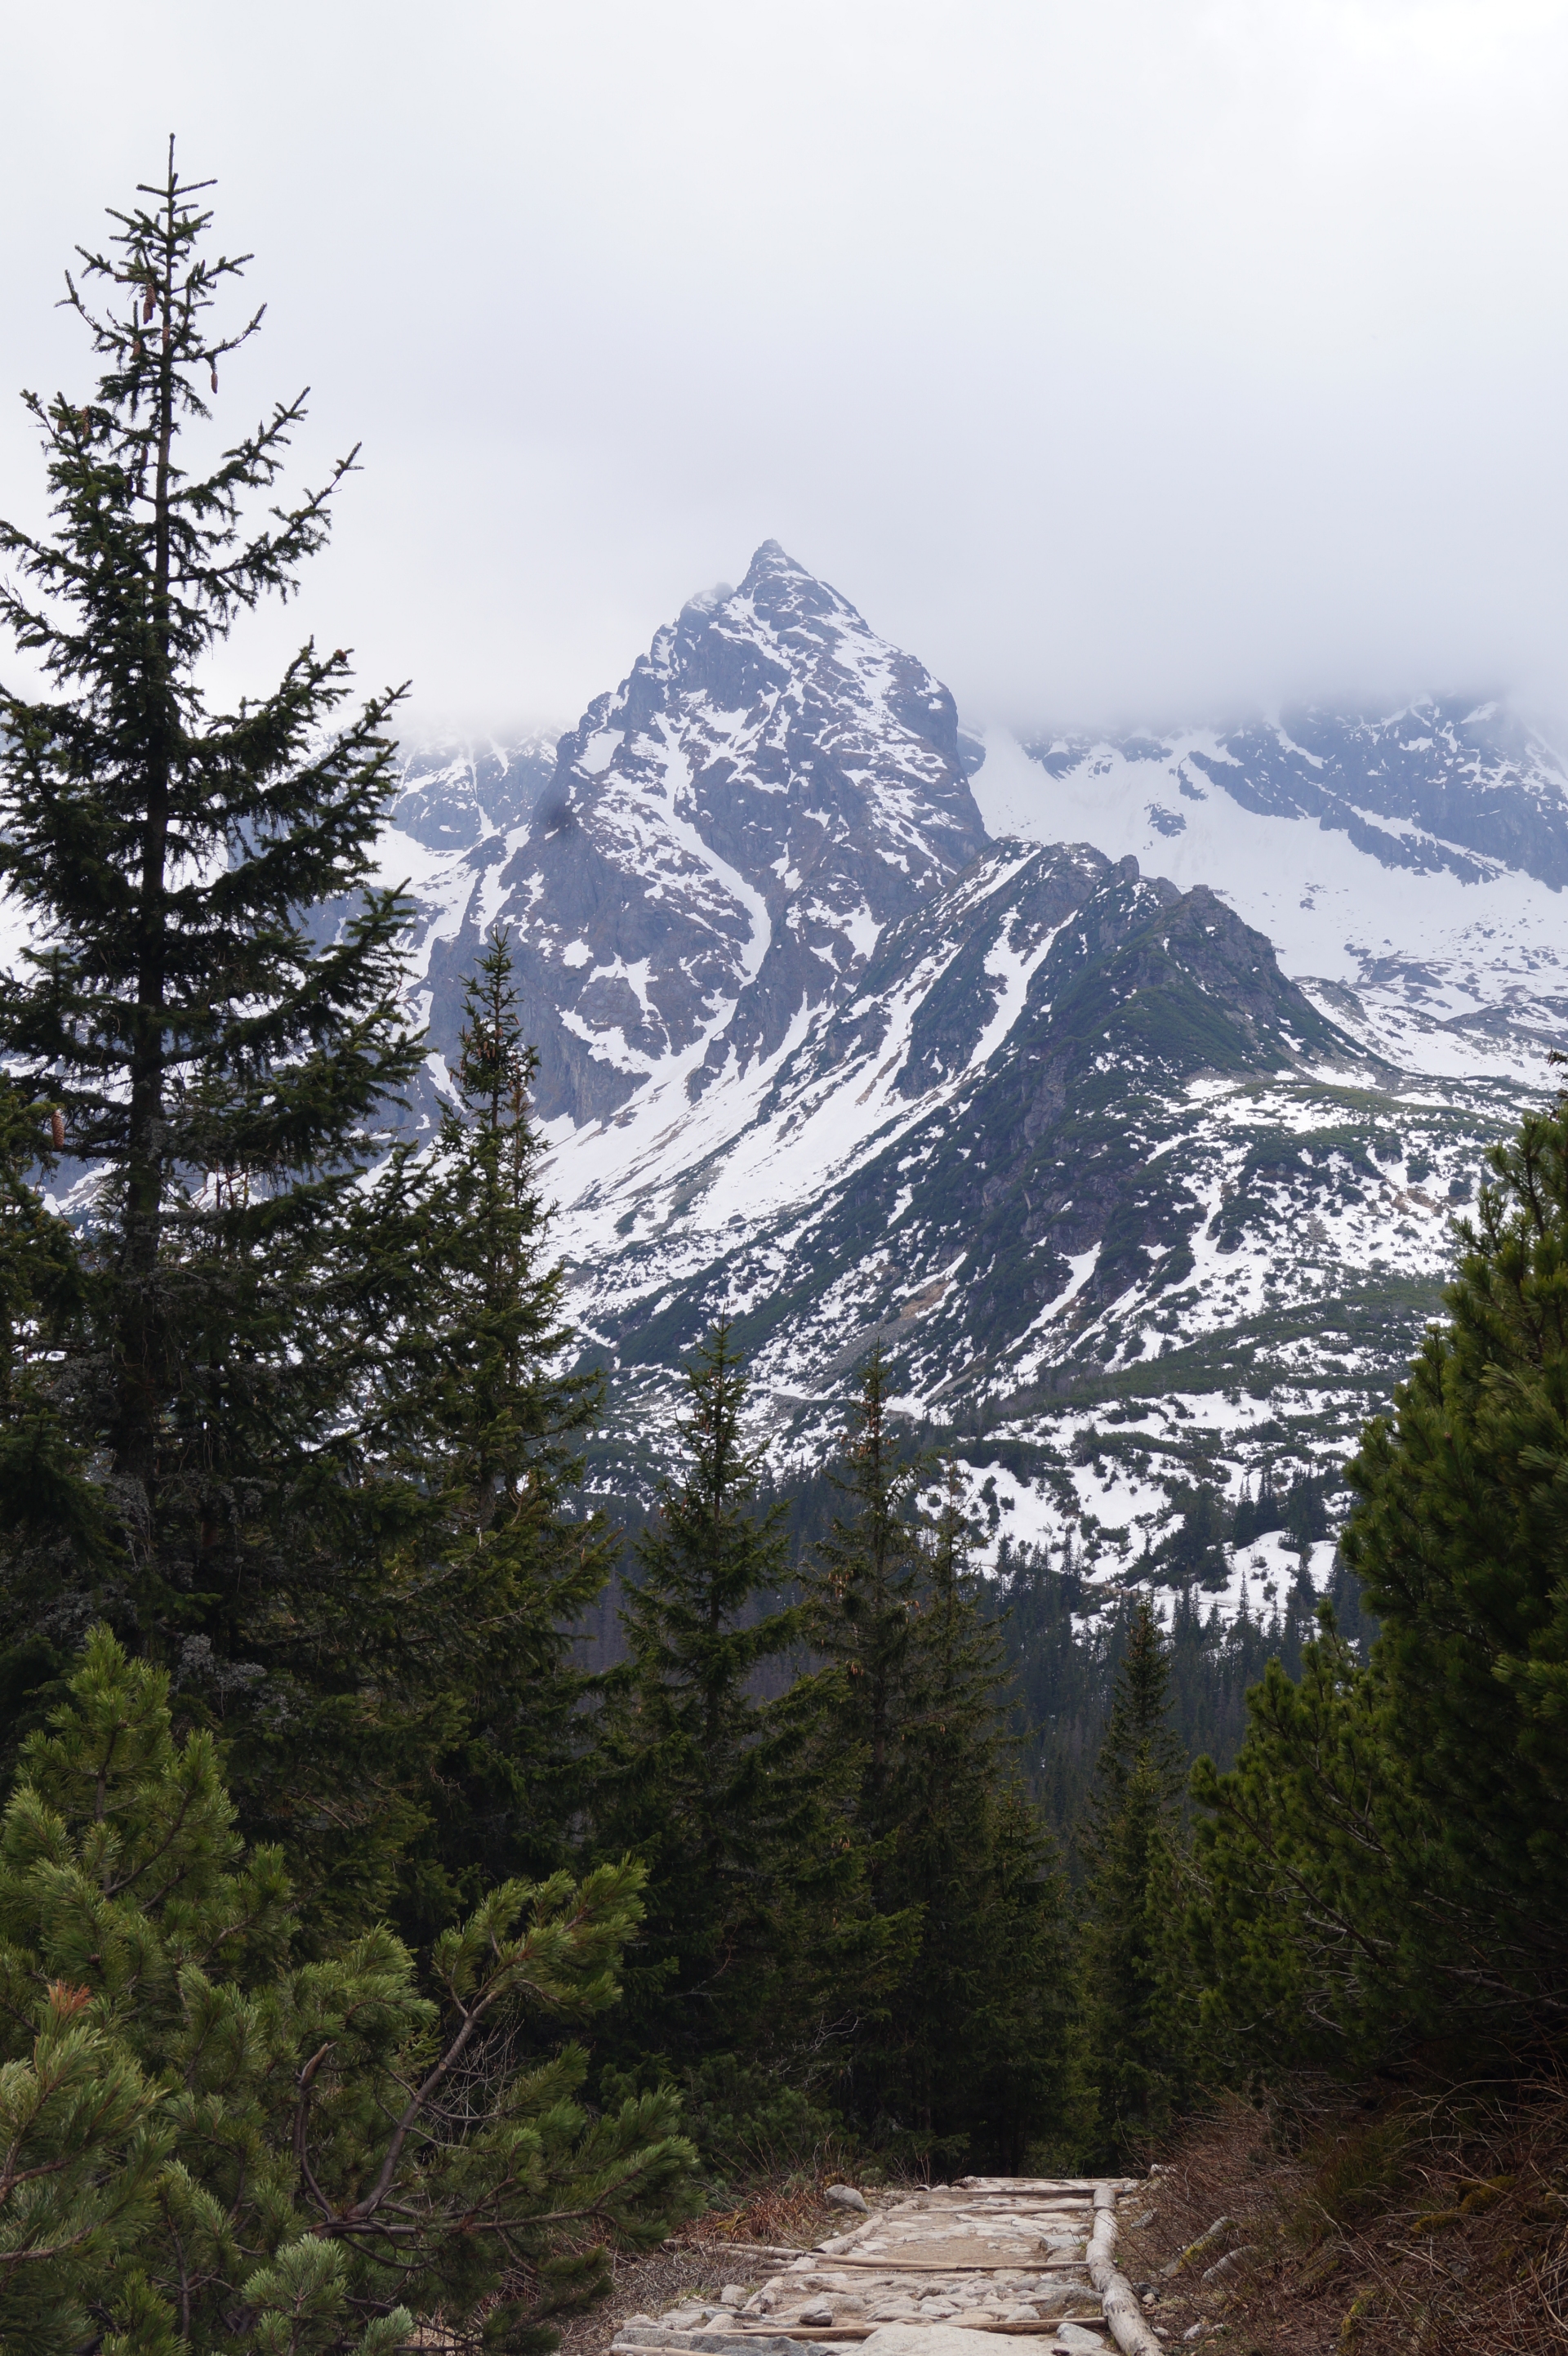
[3,2,1567,743]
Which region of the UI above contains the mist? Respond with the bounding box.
[4,0,1567,741]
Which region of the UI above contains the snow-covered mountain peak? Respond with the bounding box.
[65,550,1568,1617]
[973,700,1568,1084]
[392,731,562,854]
[376,545,987,1131]
[567,538,977,855]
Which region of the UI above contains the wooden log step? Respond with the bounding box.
[612,2326,1107,2347]
[785,2260,1089,2274]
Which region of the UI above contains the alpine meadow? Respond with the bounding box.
[2,148,1568,2356]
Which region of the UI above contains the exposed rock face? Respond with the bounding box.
[392,734,558,854]
[564,837,1349,1408]
[372,554,1568,1598]
[1022,700,1568,890]
[390,542,987,1128]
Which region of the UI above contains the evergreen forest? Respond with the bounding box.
[2,154,1566,2356]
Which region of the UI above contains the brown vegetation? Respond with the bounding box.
[1120,2076,1568,2353]
[553,2181,881,2356]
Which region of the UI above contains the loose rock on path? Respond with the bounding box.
[611,2179,1166,2356]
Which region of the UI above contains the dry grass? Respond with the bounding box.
[550,2244,753,2356]
[670,2180,853,2251]
[1118,2073,1568,2354]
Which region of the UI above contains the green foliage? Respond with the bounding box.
[345,929,613,1930]
[1343,1095,1568,1983]
[656,2052,840,2188]
[593,1327,876,2065]
[0,1992,170,2356]
[872,1467,1071,2167]
[991,1537,1332,1852]
[801,1346,927,1841]
[1229,1470,1281,1550]
[1192,1626,1400,2066]
[1194,1091,1568,2063]
[804,1374,1073,2168]
[0,1629,697,2354]
[1155,1484,1231,1587]
[0,148,442,1914]
[0,163,611,1946]
[1076,1600,1197,2161]
[0,1082,116,1766]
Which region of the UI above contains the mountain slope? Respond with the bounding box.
[976,707,1568,1082]
[383,542,986,1129]
[373,559,1567,1627]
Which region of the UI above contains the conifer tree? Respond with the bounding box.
[1076,1599,1195,2160]
[0,141,418,1553]
[0,1627,697,2354]
[594,1327,866,2067]
[0,150,457,1907]
[0,1084,112,1586]
[805,1410,1071,2167]
[1194,1089,1568,2059]
[801,1345,925,1845]
[884,1466,1072,2166]
[0,1080,118,1779]
[359,930,613,1928]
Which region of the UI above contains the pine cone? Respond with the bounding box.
[51,1108,65,1149]
[142,284,155,323]
[211,368,219,394]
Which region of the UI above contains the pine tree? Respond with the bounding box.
[0,150,457,1908]
[593,1327,869,2069]
[0,1627,697,2354]
[1076,1599,1196,2161]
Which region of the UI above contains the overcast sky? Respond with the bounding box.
[5,2,1568,741]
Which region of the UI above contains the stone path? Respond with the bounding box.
[612,2180,1165,2356]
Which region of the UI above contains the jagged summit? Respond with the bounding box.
[388,545,987,1128]
[362,557,1568,1617]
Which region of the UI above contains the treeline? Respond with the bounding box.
[0,155,1079,2354]
[989,1530,1372,1841]
[3,153,1567,2356]
[586,1457,1366,1841]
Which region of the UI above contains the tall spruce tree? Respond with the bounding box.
[1076,1599,1196,2161]
[805,1394,1070,2167]
[359,930,613,1931]
[1194,1087,1568,2064]
[593,1327,870,2069]
[0,149,434,1910]
[801,1345,925,1850]
[883,1466,1071,2167]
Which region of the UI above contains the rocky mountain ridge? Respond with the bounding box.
[374,550,1567,1623]
[390,542,987,1130]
